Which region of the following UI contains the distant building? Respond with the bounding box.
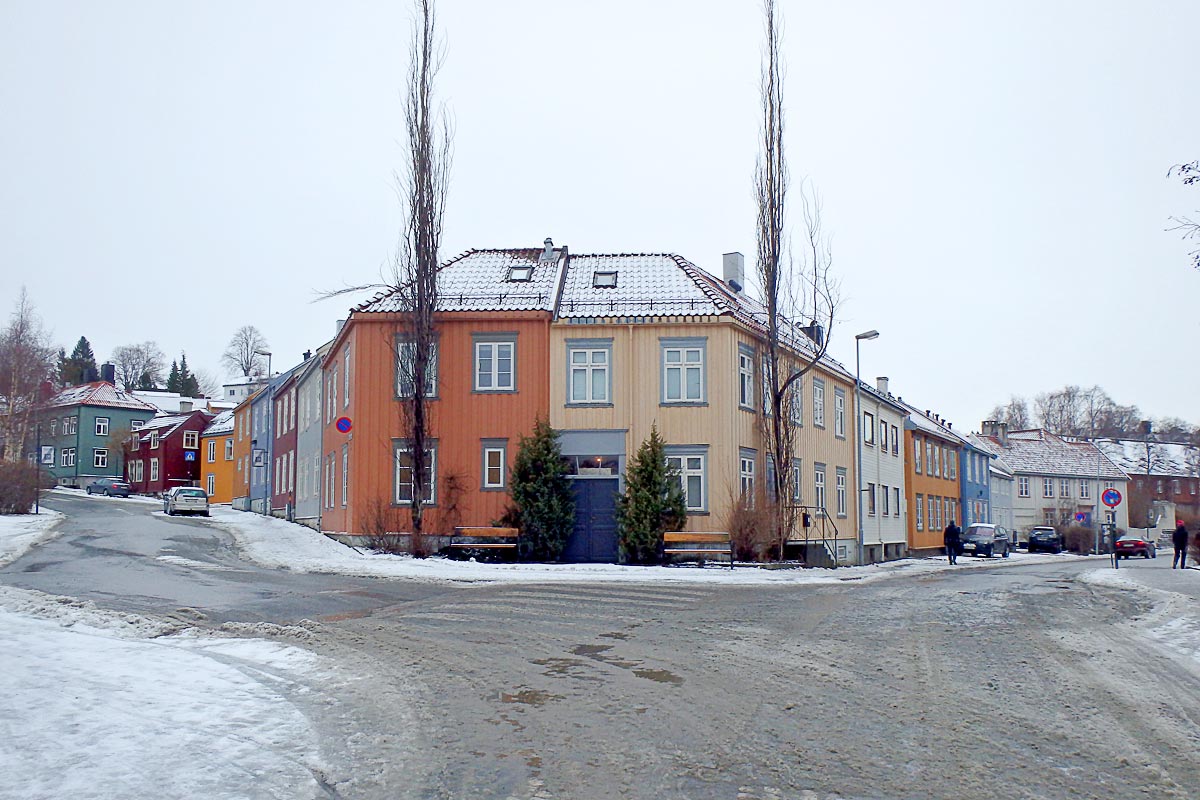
[33,382,157,488]
[126,410,214,495]
[222,376,269,404]
[1095,438,1200,533]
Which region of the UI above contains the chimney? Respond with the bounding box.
[800,321,825,348]
[303,350,312,361]
[982,420,1010,446]
[100,363,116,384]
[722,252,744,293]
[539,237,557,263]
[179,400,193,413]
[876,376,889,395]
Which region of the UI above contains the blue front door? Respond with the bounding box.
[564,478,619,563]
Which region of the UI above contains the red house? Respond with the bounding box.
[270,370,299,518]
[126,410,214,496]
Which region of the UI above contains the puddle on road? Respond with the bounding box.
[598,630,631,640]
[567,643,684,685]
[498,689,561,706]
[632,668,684,685]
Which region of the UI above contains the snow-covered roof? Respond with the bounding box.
[973,429,1128,480]
[1094,438,1200,478]
[132,390,210,414]
[135,411,211,442]
[44,382,158,412]
[202,409,234,437]
[897,399,971,446]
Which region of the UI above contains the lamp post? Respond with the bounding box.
[855,330,879,565]
[255,349,272,379]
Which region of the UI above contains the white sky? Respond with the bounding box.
[2,1,1197,433]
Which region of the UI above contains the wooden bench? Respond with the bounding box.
[662,531,734,569]
[447,527,519,559]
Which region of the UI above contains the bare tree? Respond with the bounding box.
[755,0,840,559]
[193,368,223,399]
[1167,160,1200,270]
[987,396,1031,430]
[221,325,270,378]
[0,289,57,463]
[111,341,165,391]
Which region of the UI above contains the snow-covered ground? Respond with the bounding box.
[1079,566,1200,668]
[0,509,64,566]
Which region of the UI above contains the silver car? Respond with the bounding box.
[164,487,210,517]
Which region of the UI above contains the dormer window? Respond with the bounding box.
[507,266,533,282]
[593,271,617,288]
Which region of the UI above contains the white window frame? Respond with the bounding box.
[93,448,107,469]
[183,430,198,450]
[915,495,924,530]
[661,339,706,403]
[1018,476,1030,497]
[1060,478,1071,498]
[482,442,507,490]
[666,447,708,513]
[343,348,351,408]
[225,439,234,460]
[1080,479,1090,499]
[95,417,109,436]
[836,468,848,517]
[150,431,160,449]
[1043,477,1054,498]
[150,458,159,482]
[790,458,802,503]
[814,463,827,514]
[341,445,349,506]
[739,450,756,503]
[396,339,438,398]
[394,442,437,506]
[474,337,516,392]
[567,342,611,405]
[738,347,754,410]
[834,389,846,438]
[812,379,825,428]
[206,473,215,496]
[207,440,217,463]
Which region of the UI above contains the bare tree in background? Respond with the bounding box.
[193,368,223,400]
[111,341,166,391]
[221,325,270,378]
[987,396,1031,430]
[755,0,840,558]
[1167,160,1199,270]
[0,289,57,463]
[322,0,450,547]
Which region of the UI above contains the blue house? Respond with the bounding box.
[960,438,994,526]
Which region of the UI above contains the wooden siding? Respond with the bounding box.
[200,433,235,504]
[905,429,962,551]
[323,311,551,535]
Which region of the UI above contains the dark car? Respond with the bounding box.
[1114,535,1156,559]
[1027,526,1063,554]
[961,523,1011,558]
[86,478,131,497]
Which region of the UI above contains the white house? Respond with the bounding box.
[855,377,909,563]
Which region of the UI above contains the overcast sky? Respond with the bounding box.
[3,1,1197,432]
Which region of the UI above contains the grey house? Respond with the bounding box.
[294,344,330,530]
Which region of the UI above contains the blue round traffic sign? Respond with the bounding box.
[335,416,352,433]
[1101,488,1122,508]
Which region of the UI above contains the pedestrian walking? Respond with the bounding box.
[1172,520,1189,569]
[944,520,962,565]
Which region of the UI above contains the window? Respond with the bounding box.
[913,437,922,474]
[474,336,516,392]
[567,340,612,404]
[1043,509,1057,527]
[1080,480,1090,499]
[1172,479,1181,495]
[738,346,754,410]
[933,496,941,530]
[834,389,846,438]
[894,487,901,517]
[879,419,887,451]
[789,374,803,425]
[812,379,825,427]
[1060,479,1071,499]
[1043,477,1054,498]
[661,338,705,403]
[836,468,848,516]
[915,495,924,530]
[881,484,890,516]
[225,439,234,461]
[64,417,77,435]
[49,419,56,436]
[206,474,215,496]
[866,481,876,516]
[93,449,107,468]
[666,447,708,512]
[132,433,140,452]
[344,348,351,408]
[183,431,198,449]
[150,432,160,449]
[933,444,942,477]
[95,417,109,436]
[150,458,159,482]
[341,445,349,506]
[507,265,533,282]
[968,454,975,483]
[926,441,934,475]
[739,449,756,503]
[946,450,956,480]
[288,451,295,494]
[814,463,827,514]
[592,270,617,288]
[394,442,436,505]
[207,440,217,463]
[133,460,143,483]
[791,459,802,503]
[1019,476,1030,497]
[396,338,438,397]
[863,412,875,445]
[761,360,772,416]
[482,441,507,490]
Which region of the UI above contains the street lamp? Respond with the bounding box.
[255,349,272,379]
[855,330,880,565]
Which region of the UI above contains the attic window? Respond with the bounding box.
[592,271,618,288]
[507,266,533,282]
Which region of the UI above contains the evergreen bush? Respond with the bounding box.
[617,425,686,565]
[509,419,574,561]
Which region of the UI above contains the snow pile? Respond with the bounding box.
[0,585,331,800]
[1080,568,1200,667]
[0,509,64,566]
[210,506,1075,586]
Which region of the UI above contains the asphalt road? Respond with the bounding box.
[5,495,1200,800]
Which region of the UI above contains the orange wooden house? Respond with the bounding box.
[319,245,562,538]
[230,390,258,511]
[199,410,235,503]
[900,402,966,555]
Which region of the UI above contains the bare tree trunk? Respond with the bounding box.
[0,289,55,464]
[755,0,839,560]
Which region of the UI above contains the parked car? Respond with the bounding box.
[1027,526,1063,554]
[164,487,210,517]
[1114,534,1156,559]
[961,524,1011,558]
[85,478,131,497]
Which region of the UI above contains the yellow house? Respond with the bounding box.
[548,250,857,565]
[200,410,236,504]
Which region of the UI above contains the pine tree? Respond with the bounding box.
[136,371,158,391]
[178,352,200,397]
[616,424,687,565]
[166,360,181,393]
[62,336,98,385]
[508,418,575,562]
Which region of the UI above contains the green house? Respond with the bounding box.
[34,382,158,488]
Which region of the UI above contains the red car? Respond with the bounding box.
[1114,535,1157,559]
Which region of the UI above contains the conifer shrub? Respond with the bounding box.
[617,425,686,565]
[509,419,574,561]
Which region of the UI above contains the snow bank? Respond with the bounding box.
[1079,567,1200,667]
[0,585,330,800]
[0,509,64,566]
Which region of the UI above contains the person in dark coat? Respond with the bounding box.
[1172,520,1189,569]
[944,520,962,565]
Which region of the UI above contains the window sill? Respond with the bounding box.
[660,401,709,408]
[481,486,506,492]
[738,404,755,413]
[566,402,613,408]
[685,510,710,516]
[471,389,518,395]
